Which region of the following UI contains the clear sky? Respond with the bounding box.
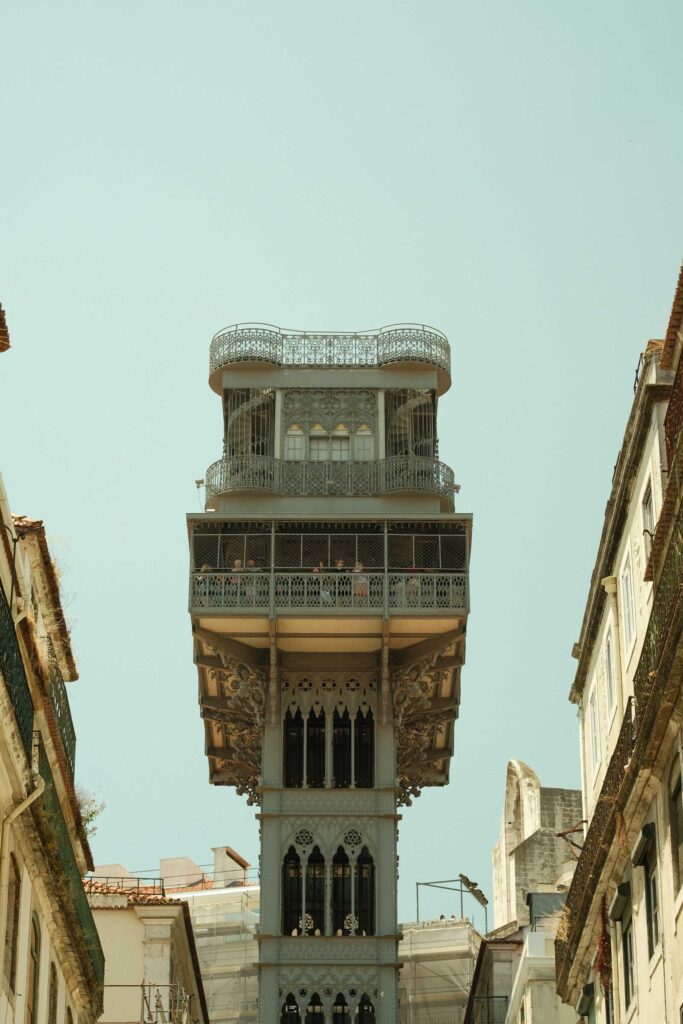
[1,0,681,926]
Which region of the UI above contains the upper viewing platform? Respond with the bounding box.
[209,323,452,395]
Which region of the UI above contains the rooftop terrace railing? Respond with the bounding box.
[190,571,469,615]
[0,586,35,760]
[209,323,451,377]
[205,454,455,505]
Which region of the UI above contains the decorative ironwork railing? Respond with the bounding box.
[190,571,468,614]
[0,587,35,759]
[664,345,683,466]
[205,455,455,504]
[36,737,105,1000]
[48,661,77,780]
[555,698,636,992]
[209,323,451,377]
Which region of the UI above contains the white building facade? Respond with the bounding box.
[556,269,683,1022]
[187,324,472,1024]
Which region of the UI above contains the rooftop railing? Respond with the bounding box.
[0,586,35,760]
[209,323,451,377]
[190,571,468,615]
[36,736,105,1006]
[205,454,455,505]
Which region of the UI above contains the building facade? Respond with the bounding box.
[0,478,104,1024]
[187,323,471,1024]
[555,268,683,1021]
[86,881,208,1024]
[466,761,580,1024]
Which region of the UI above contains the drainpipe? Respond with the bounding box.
[608,919,621,1024]
[601,577,625,721]
[0,775,45,955]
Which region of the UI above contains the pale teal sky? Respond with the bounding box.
[1,1,681,925]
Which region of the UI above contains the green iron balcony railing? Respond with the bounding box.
[0,586,35,760]
[36,737,104,1001]
[48,662,76,780]
[204,454,456,506]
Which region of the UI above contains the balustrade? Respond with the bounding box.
[0,586,35,759]
[190,571,468,614]
[35,737,105,999]
[204,455,455,504]
[48,661,77,780]
[210,323,450,377]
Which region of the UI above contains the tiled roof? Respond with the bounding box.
[85,880,181,905]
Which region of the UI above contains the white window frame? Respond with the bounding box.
[588,685,601,777]
[605,629,617,722]
[309,436,329,462]
[285,430,304,461]
[355,429,374,461]
[620,554,636,658]
[330,436,350,462]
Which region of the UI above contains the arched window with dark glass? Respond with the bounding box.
[332,994,349,1024]
[25,914,41,1024]
[305,847,325,934]
[281,994,300,1024]
[283,709,304,788]
[305,994,324,1024]
[354,710,374,788]
[48,963,58,1024]
[4,853,21,991]
[333,709,352,787]
[282,847,302,935]
[357,995,375,1024]
[306,710,325,788]
[356,848,375,936]
[332,847,352,934]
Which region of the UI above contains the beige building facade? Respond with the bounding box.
[556,267,683,1022]
[87,882,208,1024]
[0,477,104,1024]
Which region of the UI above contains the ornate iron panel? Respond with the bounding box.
[36,737,105,1001]
[210,323,450,376]
[204,455,455,504]
[190,571,468,614]
[49,662,76,780]
[0,586,34,760]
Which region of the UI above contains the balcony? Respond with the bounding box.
[35,736,105,1008]
[204,455,456,507]
[190,571,468,616]
[0,586,35,760]
[48,661,77,780]
[209,323,451,383]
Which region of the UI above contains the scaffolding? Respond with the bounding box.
[398,919,480,1024]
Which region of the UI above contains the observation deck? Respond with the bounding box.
[204,454,456,511]
[209,323,452,395]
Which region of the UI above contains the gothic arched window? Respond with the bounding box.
[356,848,375,936]
[281,995,300,1024]
[332,847,352,935]
[332,994,349,1024]
[305,847,325,934]
[333,709,352,788]
[305,995,324,1024]
[357,995,375,1024]
[306,710,325,788]
[282,848,302,935]
[354,710,374,788]
[283,709,304,788]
